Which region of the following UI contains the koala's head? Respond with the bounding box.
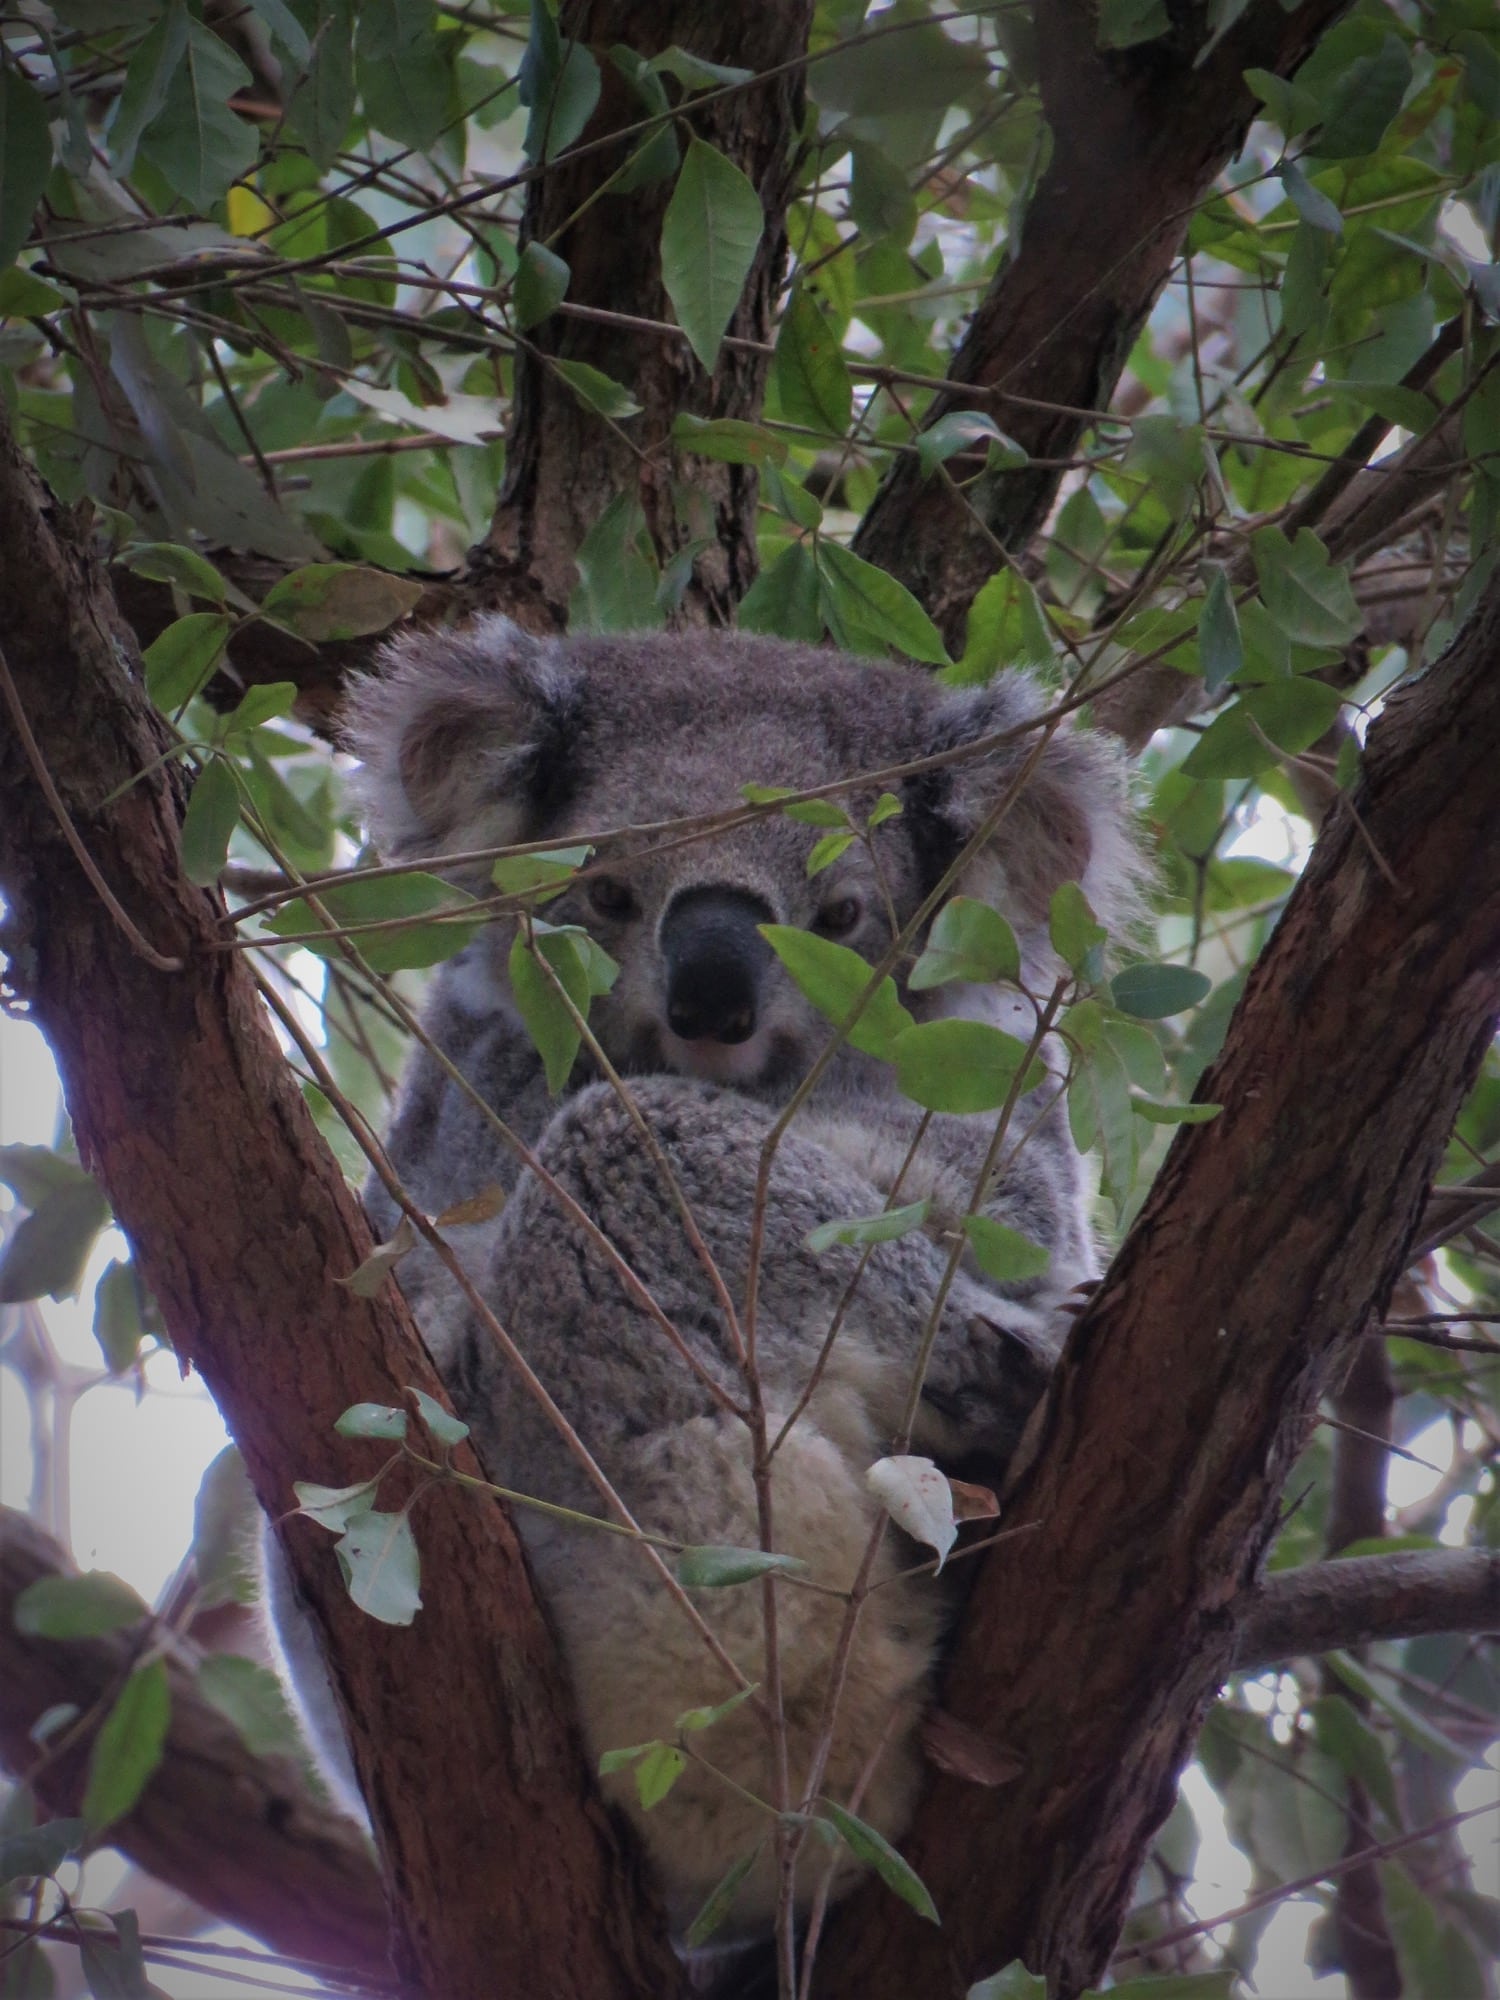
[344,616,1142,1097]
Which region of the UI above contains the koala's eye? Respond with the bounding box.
[588,875,639,920]
[816,895,862,937]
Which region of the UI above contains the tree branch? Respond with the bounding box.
[851,0,1355,646]
[0,404,685,2000]
[819,569,1500,1998]
[1233,1549,1500,1672]
[0,1508,389,1988]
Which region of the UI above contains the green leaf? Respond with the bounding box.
[962,1216,1050,1284]
[685,1843,763,1948]
[1327,1653,1470,1766]
[334,1507,423,1625]
[1311,1694,1401,1825]
[1069,1036,1137,1208]
[1130,1097,1221,1125]
[180,757,240,887]
[1280,161,1343,236]
[139,19,257,208]
[816,541,950,666]
[634,1740,687,1810]
[1251,528,1361,647]
[0,1145,94,1207]
[571,491,660,632]
[0,1175,112,1304]
[759,926,914,1060]
[408,1385,470,1446]
[738,541,823,642]
[83,1659,170,1834]
[120,541,230,605]
[284,1,354,168]
[14,1572,147,1640]
[806,1198,931,1254]
[93,1259,146,1374]
[518,0,600,163]
[819,1799,938,1923]
[108,1,190,177]
[598,1739,655,1772]
[1457,30,1500,120]
[334,1402,408,1439]
[1110,964,1211,1019]
[0,1818,87,1887]
[0,70,53,273]
[661,139,763,373]
[806,831,855,876]
[650,47,752,92]
[848,139,916,247]
[954,567,1054,681]
[259,565,423,643]
[917,411,1020,479]
[196,1654,302,1760]
[1198,567,1242,696]
[264,874,479,974]
[189,1444,256,1609]
[358,33,452,151]
[79,1909,154,2000]
[774,288,852,436]
[1181,678,1343,779]
[514,241,570,330]
[220,682,299,735]
[144,612,232,710]
[672,413,788,467]
[1049,882,1106,976]
[676,1546,809,1588]
[294,1475,386,1529]
[509,924,594,1093]
[553,358,643,420]
[892,1019,1041,1114]
[1311,34,1412,160]
[909,898,1021,990]
[967,1967,1048,2000]
[491,844,594,895]
[0,266,66,316]
[784,798,848,828]
[1097,0,1170,49]
[676,1684,760,1734]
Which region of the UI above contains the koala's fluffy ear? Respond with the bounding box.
[913,674,1147,941]
[341,616,585,862]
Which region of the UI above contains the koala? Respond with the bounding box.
[267,617,1142,1936]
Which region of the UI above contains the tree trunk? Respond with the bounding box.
[0,410,684,2000]
[817,569,1500,1998]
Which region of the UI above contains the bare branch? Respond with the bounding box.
[1233,1548,1500,1671]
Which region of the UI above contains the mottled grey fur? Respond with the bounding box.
[268,618,1142,1929]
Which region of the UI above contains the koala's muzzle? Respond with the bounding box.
[660,887,775,1045]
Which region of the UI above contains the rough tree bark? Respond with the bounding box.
[0,1509,389,1987]
[472,0,813,632]
[852,0,1355,647]
[819,569,1500,1999]
[0,408,685,2000]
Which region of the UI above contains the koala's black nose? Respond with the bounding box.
[660,887,775,1045]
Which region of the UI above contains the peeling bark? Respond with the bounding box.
[816,572,1500,1999]
[0,409,684,2000]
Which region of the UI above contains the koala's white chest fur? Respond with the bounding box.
[267,620,1142,1935]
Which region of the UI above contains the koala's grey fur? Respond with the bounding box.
[267,617,1142,1932]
